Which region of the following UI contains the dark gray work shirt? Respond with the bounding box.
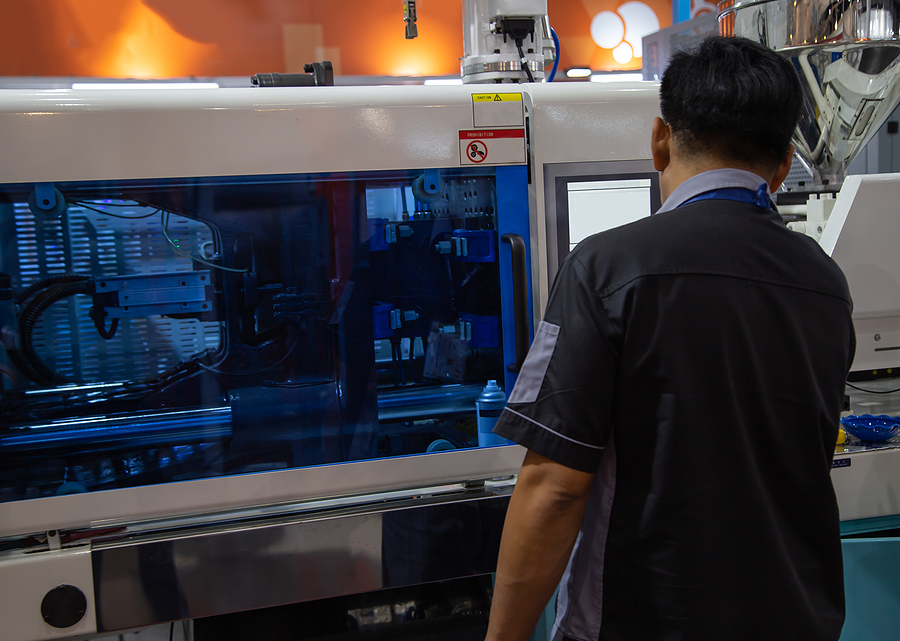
[494,174,856,641]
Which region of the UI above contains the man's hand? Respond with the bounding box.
[485,449,596,641]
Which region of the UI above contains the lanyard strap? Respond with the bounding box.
[681,183,774,210]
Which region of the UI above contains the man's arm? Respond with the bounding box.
[485,449,596,641]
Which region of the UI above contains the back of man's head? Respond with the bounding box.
[660,36,802,172]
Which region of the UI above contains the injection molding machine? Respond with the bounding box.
[0,77,662,640]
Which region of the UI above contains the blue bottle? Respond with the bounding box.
[476,380,507,447]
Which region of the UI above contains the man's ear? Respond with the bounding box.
[770,144,795,192]
[651,117,671,172]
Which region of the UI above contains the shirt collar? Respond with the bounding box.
[656,168,774,214]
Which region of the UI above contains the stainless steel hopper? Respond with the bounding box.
[719,0,900,185]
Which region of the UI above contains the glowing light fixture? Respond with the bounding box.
[72,82,219,91]
[72,83,220,90]
[612,42,635,64]
[566,68,593,78]
[590,73,644,83]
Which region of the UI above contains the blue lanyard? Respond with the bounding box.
[681,183,775,211]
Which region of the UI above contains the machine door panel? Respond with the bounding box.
[0,167,530,512]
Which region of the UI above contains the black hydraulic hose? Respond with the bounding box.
[15,274,91,306]
[18,280,93,385]
[89,305,119,340]
[7,274,91,384]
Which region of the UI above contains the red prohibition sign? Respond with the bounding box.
[467,140,488,163]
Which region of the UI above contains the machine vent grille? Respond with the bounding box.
[4,202,220,385]
[782,157,816,192]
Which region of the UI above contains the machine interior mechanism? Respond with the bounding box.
[0,167,523,504]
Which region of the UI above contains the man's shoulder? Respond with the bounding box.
[568,209,679,263]
[565,200,852,304]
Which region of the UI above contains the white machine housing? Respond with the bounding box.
[820,174,900,372]
[0,81,658,641]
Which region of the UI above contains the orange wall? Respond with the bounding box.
[0,0,672,78]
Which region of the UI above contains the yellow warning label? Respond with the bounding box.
[472,93,523,103]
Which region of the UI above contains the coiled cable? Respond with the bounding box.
[17,279,93,385]
[15,274,90,306]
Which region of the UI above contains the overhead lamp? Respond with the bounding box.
[72,82,220,90]
[590,73,644,83]
[424,78,464,85]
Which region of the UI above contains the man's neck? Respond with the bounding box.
[660,154,776,203]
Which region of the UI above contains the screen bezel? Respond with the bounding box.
[544,160,661,286]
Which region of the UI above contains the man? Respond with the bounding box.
[485,36,856,641]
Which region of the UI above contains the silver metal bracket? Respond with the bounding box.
[47,529,62,551]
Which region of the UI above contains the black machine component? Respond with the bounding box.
[40,585,87,629]
[251,61,335,87]
[404,0,419,40]
[497,18,538,83]
[0,169,508,503]
[193,576,493,641]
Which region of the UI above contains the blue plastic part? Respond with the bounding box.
[422,169,441,195]
[840,537,900,640]
[453,229,496,262]
[841,514,900,536]
[372,302,394,339]
[459,312,500,348]
[425,438,455,452]
[56,481,88,495]
[368,217,390,252]
[841,415,900,442]
[34,183,57,210]
[673,0,691,23]
[29,183,66,219]
[496,165,533,394]
[548,27,560,82]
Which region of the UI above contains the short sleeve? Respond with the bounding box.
[493,252,618,473]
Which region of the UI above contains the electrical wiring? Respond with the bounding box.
[846,381,900,395]
[0,364,15,383]
[75,198,150,207]
[73,201,162,220]
[195,340,298,377]
[516,39,536,83]
[161,211,248,274]
[548,26,560,82]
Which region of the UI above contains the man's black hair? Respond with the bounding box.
[660,36,802,170]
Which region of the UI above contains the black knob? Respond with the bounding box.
[41,584,87,628]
